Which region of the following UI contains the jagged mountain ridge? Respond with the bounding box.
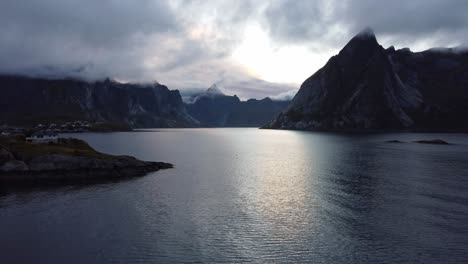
[264,29,468,131]
[186,86,290,127]
[0,75,197,128]
[0,75,289,128]
[185,84,225,104]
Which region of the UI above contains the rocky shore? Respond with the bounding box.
[0,136,172,182]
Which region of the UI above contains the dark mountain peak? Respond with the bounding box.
[355,27,376,39]
[188,84,226,103]
[386,46,396,53]
[205,84,224,96]
[265,30,468,132]
[341,28,380,55]
[335,28,384,71]
[99,77,121,86]
[398,47,412,53]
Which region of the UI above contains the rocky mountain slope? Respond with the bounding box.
[186,86,290,127]
[0,75,197,128]
[264,29,468,131]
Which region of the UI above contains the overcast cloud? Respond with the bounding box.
[0,0,467,99]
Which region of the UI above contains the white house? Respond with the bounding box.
[26,132,58,143]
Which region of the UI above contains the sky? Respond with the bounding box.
[0,0,467,99]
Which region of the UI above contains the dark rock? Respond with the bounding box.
[0,137,173,182]
[0,156,172,181]
[0,148,15,164]
[385,140,405,143]
[1,160,29,171]
[414,139,450,145]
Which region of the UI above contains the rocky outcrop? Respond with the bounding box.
[414,139,450,145]
[1,160,29,172]
[264,28,468,132]
[0,138,172,182]
[0,156,172,182]
[0,148,14,163]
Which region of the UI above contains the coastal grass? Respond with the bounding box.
[0,136,111,161]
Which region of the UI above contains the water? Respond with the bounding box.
[1,128,468,263]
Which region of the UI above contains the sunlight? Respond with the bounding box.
[231,24,332,84]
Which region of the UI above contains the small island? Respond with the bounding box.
[385,140,405,143]
[385,139,450,145]
[414,139,450,145]
[0,136,172,182]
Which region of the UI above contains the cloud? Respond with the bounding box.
[0,0,282,99]
[269,90,298,101]
[0,0,467,99]
[157,57,296,100]
[262,0,341,44]
[261,0,468,49]
[0,0,180,80]
[340,0,468,36]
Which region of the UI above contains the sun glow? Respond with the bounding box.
[231,24,332,85]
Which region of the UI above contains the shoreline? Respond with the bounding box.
[0,136,173,183]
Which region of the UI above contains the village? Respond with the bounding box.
[0,120,99,143]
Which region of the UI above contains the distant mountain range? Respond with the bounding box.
[0,75,289,128]
[0,75,196,128]
[6,28,462,132]
[264,28,468,132]
[185,85,290,127]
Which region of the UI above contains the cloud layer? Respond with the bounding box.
[1,0,467,99]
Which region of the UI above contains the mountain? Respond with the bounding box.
[0,75,197,128]
[186,86,290,127]
[185,84,226,104]
[202,84,225,98]
[264,28,468,131]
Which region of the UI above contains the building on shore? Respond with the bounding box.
[26,132,58,143]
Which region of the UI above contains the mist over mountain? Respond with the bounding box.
[185,86,290,127]
[269,90,298,101]
[183,84,226,104]
[0,75,197,128]
[0,75,290,128]
[264,29,468,132]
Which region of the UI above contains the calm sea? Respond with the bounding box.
[1,128,468,263]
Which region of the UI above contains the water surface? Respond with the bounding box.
[1,128,468,263]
